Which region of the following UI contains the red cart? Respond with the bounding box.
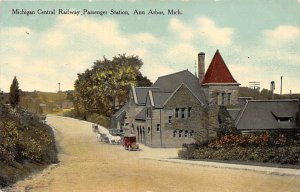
[123,134,139,151]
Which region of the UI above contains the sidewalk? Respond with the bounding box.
[138,145,300,177]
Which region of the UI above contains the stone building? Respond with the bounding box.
[111,50,240,147]
[200,50,240,106]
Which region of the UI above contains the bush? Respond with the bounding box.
[179,132,300,165]
[86,113,110,128]
[63,110,111,128]
[0,107,58,165]
[0,106,58,187]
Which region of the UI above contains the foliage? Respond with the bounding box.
[296,102,300,126]
[136,73,152,87]
[179,146,299,164]
[86,113,111,128]
[0,120,19,164]
[0,106,58,165]
[217,106,240,137]
[180,132,300,165]
[74,54,152,118]
[9,76,20,108]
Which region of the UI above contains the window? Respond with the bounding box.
[188,107,192,117]
[184,130,189,137]
[278,117,292,122]
[173,130,177,137]
[189,130,194,137]
[146,108,151,118]
[125,123,129,126]
[227,93,231,105]
[157,124,160,131]
[175,108,179,118]
[179,130,183,137]
[221,93,226,105]
[181,108,185,118]
[148,127,151,134]
[168,116,172,124]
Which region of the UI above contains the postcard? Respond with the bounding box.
[0,0,299,192]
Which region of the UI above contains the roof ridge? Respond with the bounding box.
[248,99,299,102]
[156,69,190,79]
[136,87,159,89]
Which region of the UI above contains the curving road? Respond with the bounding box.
[6,116,300,192]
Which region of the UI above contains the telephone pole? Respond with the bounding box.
[280,76,283,95]
[58,82,61,93]
[249,81,260,99]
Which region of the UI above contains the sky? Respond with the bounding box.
[0,0,299,94]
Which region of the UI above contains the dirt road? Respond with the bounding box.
[5,116,300,192]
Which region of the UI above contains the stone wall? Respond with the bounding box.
[203,84,239,106]
[160,84,208,147]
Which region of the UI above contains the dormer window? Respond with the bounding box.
[277,117,292,122]
[272,112,292,123]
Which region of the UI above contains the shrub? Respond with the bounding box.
[0,120,19,164]
[180,131,300,165]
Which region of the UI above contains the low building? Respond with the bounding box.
[235,100,300,133]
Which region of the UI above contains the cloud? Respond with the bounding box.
[168,17,235,47]
[0,15,166,92]
[169,18,194,40]
[196,17,234,47]
[264,25,300,47]
[166,43,197,64]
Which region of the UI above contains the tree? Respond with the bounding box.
[136,73,152,87]
[74,54,151,117]
[9,76,20,108]
[296,102,300,126]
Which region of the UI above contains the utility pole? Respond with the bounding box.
[249,81,260,99]
[58,82,61,93]
[194,60,197,77]
[280,76,283,95]
[270,81,275,99]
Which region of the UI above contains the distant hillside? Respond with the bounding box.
[238,87,300,100]
[1,91,74,114]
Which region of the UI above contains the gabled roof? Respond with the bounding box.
[132,86,159,105]
[112,102,129,118]
[227,108,241,121]
[152,91,173,108]
[135,107,146,121]
[153,70,207,106]
[202,50,239,85]
[236,100,300,130]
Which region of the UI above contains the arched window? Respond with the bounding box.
[190,130,194,137]
[173,130,177,137]
[179,130,183,137]
[184,130,189,137]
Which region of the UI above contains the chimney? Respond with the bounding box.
[198,52,205,84]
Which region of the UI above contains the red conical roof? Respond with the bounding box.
[201,50,238,85]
